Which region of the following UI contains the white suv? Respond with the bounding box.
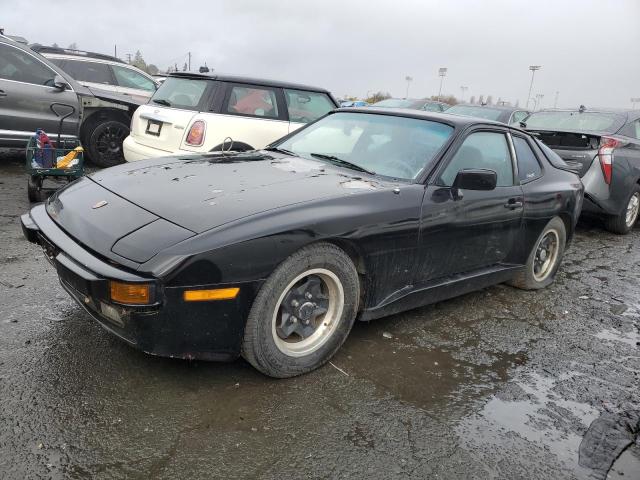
[31,45,158,103]
[123,73,338,161]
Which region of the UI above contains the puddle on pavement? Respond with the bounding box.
[594,328,640,348]
[333,313,528,417]
[457,371,600,474]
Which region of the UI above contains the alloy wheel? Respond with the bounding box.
[271,268,344,357]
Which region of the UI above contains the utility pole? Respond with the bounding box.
[460,86,468,102]
[405,76,413,99]
[535,93,544,111]
[554,91,559,109]
[527,65,541,109]
[188,52,191,72]
[114,45,117,58]
[437,68,447,102]
[126,53,132,64]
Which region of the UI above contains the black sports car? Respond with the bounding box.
[22,108,583,377]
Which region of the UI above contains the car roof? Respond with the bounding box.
[450,103,524,112]
[167,72,332,94]
[29,44,124,63]
[341,106,512,128]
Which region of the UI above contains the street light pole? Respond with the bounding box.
[527,65,541,110]
[460,86,468,102]
[405,76,413,99]
[438,68,447,102]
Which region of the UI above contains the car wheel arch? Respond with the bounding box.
[80,108,131,142]
[210,141,254,152]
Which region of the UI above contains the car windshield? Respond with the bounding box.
[524,111,625,133]
[446,105,504,121]
[372,99,423,109]
[276,112,454,179]
[151,77,209,109]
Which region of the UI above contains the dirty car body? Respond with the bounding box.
[21,108,583,362]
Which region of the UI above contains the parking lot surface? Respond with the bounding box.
[1,150,639,479]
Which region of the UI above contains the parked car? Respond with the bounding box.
[31,45,158,103]
[524,107,640,234]
[340,100,369,107]
[22,108,582,377]
[123,72,338,161]
[446,104,530,126]
[371,98,450,112]
[0,35,144,167]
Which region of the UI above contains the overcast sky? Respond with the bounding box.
[4,0,639,108]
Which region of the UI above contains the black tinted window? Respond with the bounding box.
[62,59,113,84]
[0,44,56,85]
[513,136,542,182]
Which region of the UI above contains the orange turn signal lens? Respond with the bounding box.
[183,288,239,302]
[110,281,151,305]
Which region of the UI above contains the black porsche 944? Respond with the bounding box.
[22,108,583,377]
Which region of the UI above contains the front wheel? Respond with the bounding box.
[604,185,640,235]
[27,176,44,203]
[242,243,359,378]
[509,217,566,290]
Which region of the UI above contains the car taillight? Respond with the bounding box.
[598,136,621,185]
[185,120,205,146]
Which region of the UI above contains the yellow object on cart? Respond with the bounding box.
[56,146,84,169]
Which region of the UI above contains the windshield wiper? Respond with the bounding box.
[265,146,296,156]
[152,99,171,107]
[309,153,375,175]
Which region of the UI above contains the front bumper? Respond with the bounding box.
[21,205,254,361]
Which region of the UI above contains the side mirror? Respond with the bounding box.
[451,169,497,199]
[53,75,70,91]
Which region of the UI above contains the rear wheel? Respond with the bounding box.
[604,185,640,235]
[242,243,359,378]
[86,119,129,168]
[509,217,566,290]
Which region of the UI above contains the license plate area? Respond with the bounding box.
[145,119,162,136]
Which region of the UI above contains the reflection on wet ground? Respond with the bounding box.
[1,152,639,479]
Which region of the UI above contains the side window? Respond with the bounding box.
[0,45,56,85]
[439,131,513,187]
[510,111,528,125]
[284,89,334,123]
[513,136,542,182]
[61,59,114,85]
[111,65,156,92]
[226,85,279,119]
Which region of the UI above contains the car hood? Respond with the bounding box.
[47,152,392,264]
[90,151,391,234]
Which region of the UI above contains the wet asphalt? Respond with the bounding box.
[1,150,639,480]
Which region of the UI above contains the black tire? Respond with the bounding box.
[604,185,640,235]
[85,119,129,168]
[27,176,43,203]
[509,217,566,290]
[242,242,359,378]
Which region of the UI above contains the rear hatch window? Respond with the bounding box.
[525,111,625,133]
[150,77,211,111]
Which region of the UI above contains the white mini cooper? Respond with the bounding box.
[123,73,338,161]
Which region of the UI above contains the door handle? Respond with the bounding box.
[0,90,7,97]
[504,199,523,209]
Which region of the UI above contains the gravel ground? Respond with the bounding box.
[1,149,639,479]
